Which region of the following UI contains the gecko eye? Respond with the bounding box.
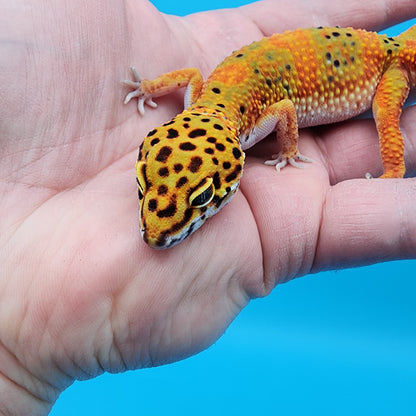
[135,161,147,197]
[189,178,214,208]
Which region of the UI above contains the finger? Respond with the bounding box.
[241,160,416,291]
[241,0,416,34]
[311,104,416,183]
[184,2,416,71]
[313,177,416,271]
[240,161,328,289]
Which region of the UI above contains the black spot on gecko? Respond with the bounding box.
[325,35,331,39]
[163,120,175,126]
[150,138,160,146]
[148,199,157,212]
[285,64,291,70]
[140,163,151,189]
[147,129,158,138]
[215,143,226,151]
[387,49,392,55]
[167,128,179,139]
[328,75,334,83]
[174,163,183,173]
[176,176,188,188]
[240,105,245,114]
[213,172,221,189]
[213,124,223,131]
[158,185,168,195]
[266,78,272,87]
[213,195,225,209]
[254,68,260,74]
[201,118,210,122]
[157,203,177,218]
[188,156,203,173]
[183,117,191,122]
[169,208,192,233]
[223,161,231,169]
[236,53,244,58]
[325,52,332,61]
[232,147,242,160]
[212,87,221,94]
[333,59,340,68]
[158,167,169,177]
[204,148,214,155]
[226,137,234,144]
[179,142,197,151]
[183,123,190,129]
[217,103,226,108]
[225,164,242,183]
[188,128,207,138]
[212,157,219,165]
[332,31,340,37]
[155,146,172,162]
[346,32,352,37]
[207,137,217,143]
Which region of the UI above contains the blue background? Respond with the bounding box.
[51,2,416,415]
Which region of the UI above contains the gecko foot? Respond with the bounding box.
[123,67,158,115]
[264,152,312,172]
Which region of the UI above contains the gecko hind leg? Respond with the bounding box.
[372,66,409,178]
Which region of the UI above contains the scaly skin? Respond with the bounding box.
[124,25,416,249]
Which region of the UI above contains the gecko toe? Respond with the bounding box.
[264,152,312,171]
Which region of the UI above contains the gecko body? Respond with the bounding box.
[124,25,416,249]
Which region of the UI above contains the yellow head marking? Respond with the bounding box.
[136,110,244,248]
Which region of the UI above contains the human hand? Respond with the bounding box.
[0,0,415,414]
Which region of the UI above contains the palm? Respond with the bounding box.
[0,0,415,413]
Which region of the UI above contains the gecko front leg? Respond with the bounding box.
[123,67,204,115]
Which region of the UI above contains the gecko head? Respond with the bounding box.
[135,111,245,249]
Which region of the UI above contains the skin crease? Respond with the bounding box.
[0,0,416,414]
